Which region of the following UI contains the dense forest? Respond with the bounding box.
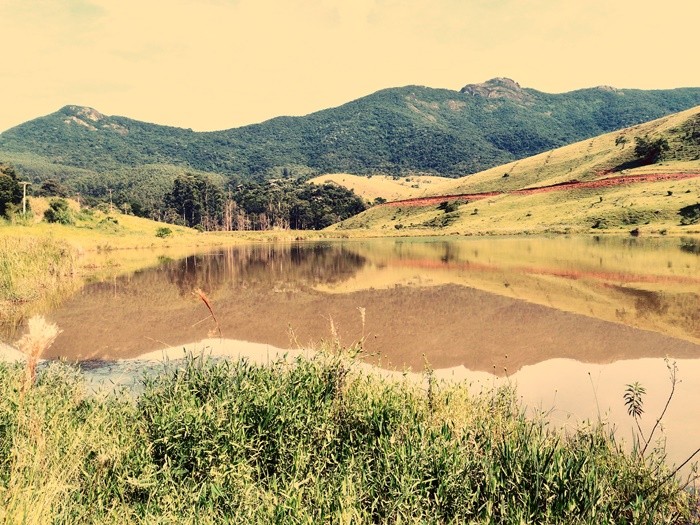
[4,163,367,231]
[0,163,24,218]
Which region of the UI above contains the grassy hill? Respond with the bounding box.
[331,105,700,235]
[3,79,700,190]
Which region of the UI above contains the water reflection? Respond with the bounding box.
[32,236,699,370]
[163,244,367,296]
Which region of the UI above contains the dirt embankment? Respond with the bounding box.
[382,172,700,208]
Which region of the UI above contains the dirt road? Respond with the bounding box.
[383,172,700,207]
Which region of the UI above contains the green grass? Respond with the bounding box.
[0,354,695,524]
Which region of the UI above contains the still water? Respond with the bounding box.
[40,235,700,368]
[19,235,700,467]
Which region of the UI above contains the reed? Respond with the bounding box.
[15,315,60,392]
[193,287,222,338]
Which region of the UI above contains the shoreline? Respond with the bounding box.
[3,337,700,470]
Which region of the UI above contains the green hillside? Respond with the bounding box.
[332,105,700,235]
[3,79,700,184]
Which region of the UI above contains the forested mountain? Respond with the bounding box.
[3,78,700,231]
[3,78,700,182]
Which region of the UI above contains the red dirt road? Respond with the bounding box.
[383,172,700,208]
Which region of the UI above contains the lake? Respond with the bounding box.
[9,235,700,466]
[36,235,699,365]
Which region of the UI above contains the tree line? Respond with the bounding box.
[1,162,367,230]
[154,173,367,231]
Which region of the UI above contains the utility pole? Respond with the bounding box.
[20,182,30,216]
[108,188,113,213]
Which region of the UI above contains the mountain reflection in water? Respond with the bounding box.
[36,236,700,371]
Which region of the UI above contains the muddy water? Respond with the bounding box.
[31,235,699,369]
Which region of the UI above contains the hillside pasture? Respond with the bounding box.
[308,173,453,202]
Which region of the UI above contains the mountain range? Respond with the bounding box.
[3,78,700,188]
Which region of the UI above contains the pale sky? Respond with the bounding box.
[1,0,698,133]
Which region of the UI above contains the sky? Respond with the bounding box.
[1,0,698,133]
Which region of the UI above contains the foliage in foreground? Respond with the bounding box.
[0,355,695,524]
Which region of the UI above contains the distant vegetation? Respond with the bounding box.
[334,105,700,235]
[43,198,74,225]
[0,161,366,231]
[2,79,700,230]
[3,80,700,183]
[0,163,25,219]
[0,354,695,523]
[158,173,367,231]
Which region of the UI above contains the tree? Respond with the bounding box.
[162,173,224,230]
[37,178,70,198]
[158,175,366,231]
[0,164,23,218]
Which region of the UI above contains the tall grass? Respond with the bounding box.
[0,353,695,524]
[0,236,77,333]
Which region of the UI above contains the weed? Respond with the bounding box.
[193,288,222,338]
[15,316,60,392]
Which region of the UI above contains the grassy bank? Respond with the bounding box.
[0,354,695,524]
[0,235,79,332]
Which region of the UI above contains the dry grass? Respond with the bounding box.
[308,173,453,202]
[15,315,60,391]
[427,106,700,197]
[193,288,222,338]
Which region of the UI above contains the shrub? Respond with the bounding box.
[634,135,669,163]
[679,203,700,225]
[155,227,173,238]
[43,198,73,225]
[437,200,458,213]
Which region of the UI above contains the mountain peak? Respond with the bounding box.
[460,77,532,103]
[595,85,621,93]
[60,105,106,121]
[57,105,129,135]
